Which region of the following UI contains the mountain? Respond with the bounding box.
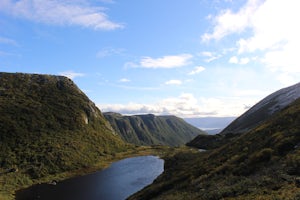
[0,72,128,180]
[104,112,206,146]
[221,82,300,134]
[187,82,300,149]
[129,96,300,200]
[184,117,236,134]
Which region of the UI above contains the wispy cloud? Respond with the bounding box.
[0,36,18,46]
[59,70,85,79]
[165,79,182,85]
[0,50,17,57]
[188,66,205,75]
[119,78,130,83]
[98,0,115,3]
[114,85,158,91]
[96,47,125,58]
[0,0,123,30]
[200,51,221,62]
[136,54,193,69]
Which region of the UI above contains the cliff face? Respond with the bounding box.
[0,72,127,179]
[104,112,206,146]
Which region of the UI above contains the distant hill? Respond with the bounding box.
[184,117,236,134]
[187,82,300,149]
[0,72,127,179]
[129,94,300,200]
[104,112,206,146]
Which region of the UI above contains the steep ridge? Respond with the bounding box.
[0,72,128,180]
[129,97,300,200]
[222,82,300,134]
[104,112,206,146]
[188,82,300,150]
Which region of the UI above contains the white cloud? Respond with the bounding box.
[139,54,193,69]
[188,66,205,75]
[97,93,258,117]
[98,102,162,116]
[263,44,300,73]
[229,56,238,64]
[233,89,270,97]
[165,80,182,85]
[201,0,263,42]
[240,57,250,65]
[276,73,297,86]
[98,93,211,117]
[59,71,85,79]
[229,56,250,65]
[236,0,299,54]
[204,0,300,82]
[201,51,221,62]
[198,96,260,117]
[0,0,123,30]
[119,78,130,82]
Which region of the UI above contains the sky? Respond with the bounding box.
[0,0,299,118]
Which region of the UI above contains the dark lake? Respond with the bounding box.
[16,155,164,200]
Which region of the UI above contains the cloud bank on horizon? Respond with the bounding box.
[0,0,299,117]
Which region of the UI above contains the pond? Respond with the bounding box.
[16,155,164,200]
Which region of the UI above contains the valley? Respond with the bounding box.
[0,72,299,200]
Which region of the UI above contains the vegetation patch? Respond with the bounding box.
[129,98,300,199]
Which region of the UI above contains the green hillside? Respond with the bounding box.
[0,73,130,198]
[129,98,300,199]
[104,112,206,146]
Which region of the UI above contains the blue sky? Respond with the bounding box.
[0,0,299,117]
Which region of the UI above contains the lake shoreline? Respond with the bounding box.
[16,155,165,200]
[1,145,175,200]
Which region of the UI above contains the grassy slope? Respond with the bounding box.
[129,98,300,200]
[0,73,130,199]
[104,113,206,146]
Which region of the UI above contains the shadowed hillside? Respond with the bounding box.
[0,72,128,180]
[129,98,300,200]
[104,112,206,146]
